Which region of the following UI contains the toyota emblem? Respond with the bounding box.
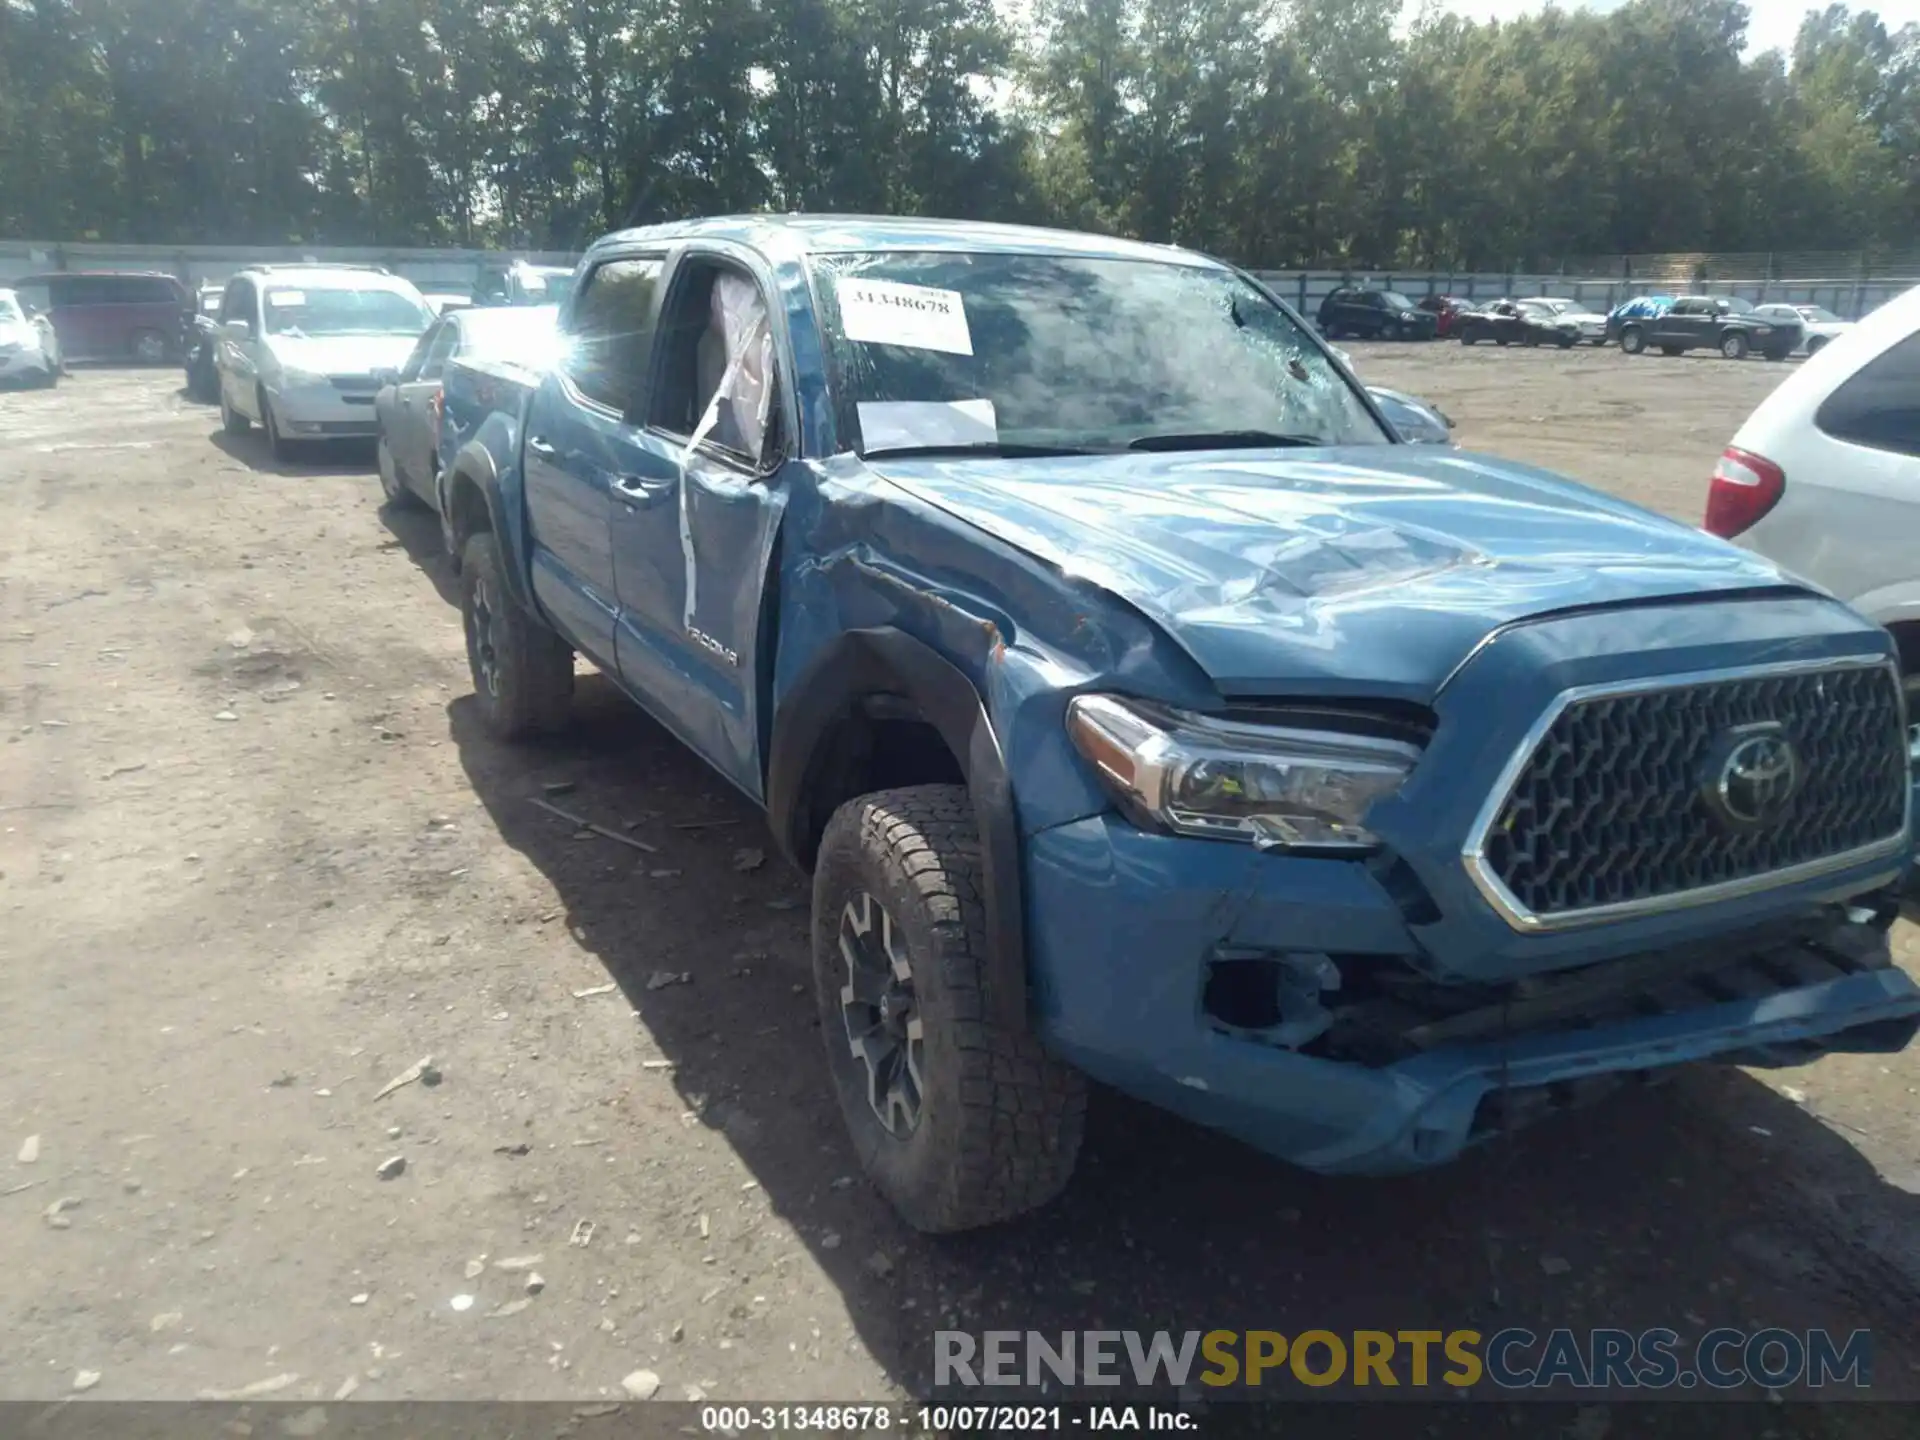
[1701,724,1801,830]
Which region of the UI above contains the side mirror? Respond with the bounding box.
[371,366,399,387]
[223,318,253,340]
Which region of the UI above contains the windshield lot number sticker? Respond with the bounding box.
[839,279,973,356]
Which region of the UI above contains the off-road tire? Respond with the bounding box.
[1720,331,1749,360]
[1620,325,1646,355]
[812,785,1087,1233]
[459,531,574,740]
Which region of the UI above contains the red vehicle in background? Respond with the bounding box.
[1416,294,1472,337]
[11,271,188,363]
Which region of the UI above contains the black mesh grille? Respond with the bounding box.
[1480,665,1907,919]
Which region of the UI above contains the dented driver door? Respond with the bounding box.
[607,248,790,801]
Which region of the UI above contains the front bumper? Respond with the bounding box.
[1018,596,1920,1174]
[0,345,54,380]
[270,378,380,436]
[1026,815,1919,1174]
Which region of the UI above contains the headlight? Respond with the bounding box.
[1065,695,1420,851]
[277,361,327,387]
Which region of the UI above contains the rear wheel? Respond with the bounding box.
[377,433,419,509]
[812,785,1087,1232]
[1720,331,1749,360]
[1620,325,1646,355]
[460,531,574,739]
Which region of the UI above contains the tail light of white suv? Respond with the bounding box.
[1704,446,1785,538]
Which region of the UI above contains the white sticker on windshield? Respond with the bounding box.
[857,399,997,452]
[265,290,306,307]
[838,279,973,355]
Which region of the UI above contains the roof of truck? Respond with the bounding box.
[590,214,1219,269]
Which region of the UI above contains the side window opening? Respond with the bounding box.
[1816,333,1920,460]
[400,322,444,383]
[563,255,664,413]
[648,260,780,469]
[419,324,459,382]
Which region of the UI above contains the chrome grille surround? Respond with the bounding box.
[1462,656,1910,932]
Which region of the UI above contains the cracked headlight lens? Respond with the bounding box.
[1066,695,1420,851]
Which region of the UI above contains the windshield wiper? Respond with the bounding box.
[861,441,1106,460]
[1126,430,1324,452]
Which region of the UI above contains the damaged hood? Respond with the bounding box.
[866,446,1806,698]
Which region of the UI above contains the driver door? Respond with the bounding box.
[606,247,791,799]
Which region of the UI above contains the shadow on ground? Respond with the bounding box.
[211,428,377,478]
[380,500,1920,1407]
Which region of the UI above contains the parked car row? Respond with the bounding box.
[1316,284,1856,363]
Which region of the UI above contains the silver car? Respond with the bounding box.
[374,305,560,512]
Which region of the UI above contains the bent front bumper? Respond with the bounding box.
[1025,815,1920,1175]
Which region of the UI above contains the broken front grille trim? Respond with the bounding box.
[1461,654,1911,933]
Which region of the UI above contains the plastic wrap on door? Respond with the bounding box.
[680,275,775,630]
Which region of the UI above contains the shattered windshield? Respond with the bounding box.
[809,252,1389,456]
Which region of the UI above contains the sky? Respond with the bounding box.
[1436,0,1920,56]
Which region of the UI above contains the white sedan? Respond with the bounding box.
[1753,302,1853,356]
[1710,282,1920,729]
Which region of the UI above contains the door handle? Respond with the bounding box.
[526,434,557,458]
[611,474,675,509]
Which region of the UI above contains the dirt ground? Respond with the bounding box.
[3,350,1919,1415]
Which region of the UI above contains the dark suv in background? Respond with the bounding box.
[1317,287,1440,340]
[12,271,188,363]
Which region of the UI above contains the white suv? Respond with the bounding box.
[1708,282,1920,725]
[215,266,433,457]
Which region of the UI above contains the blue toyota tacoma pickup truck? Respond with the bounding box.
[430,216,1920,1233]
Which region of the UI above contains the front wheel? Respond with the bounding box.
[261,391,294,460]
[1619,326,1646,355]
[460,531,574,739]
[219,385,251,435]
[1720,331,1749,360]
[812,786,1087,1233]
